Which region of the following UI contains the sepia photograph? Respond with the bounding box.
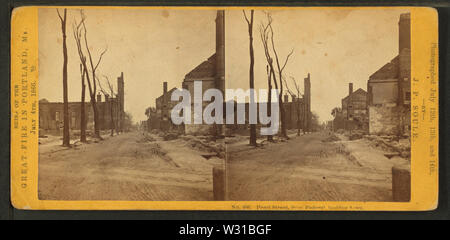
[38,8,225,201]
[224,9,411,202]
[37,7,411,202]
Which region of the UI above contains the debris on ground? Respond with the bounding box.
[346,130,364,140]
[384,152,400,159]
[180,134,225,159]
[163,132,179,141]
[364,135,411,160]
[321,134,340,142]
[144,134,156,142]
[150,129,160,135]
[336,129,346,134]
[147,142,179,167]
[136,132,156,143]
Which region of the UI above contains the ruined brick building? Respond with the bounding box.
[332,83,368,131]
[39,72,125,135]
[331,13,410,135]
[342,83,368,130]
[182,10,225,135]
[147,82,180,131]
[282,73,312,132]
[367,13,411,135]
[331,107,345,131]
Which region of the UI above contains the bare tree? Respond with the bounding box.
[260,16,277,141]
[57,8,70,147]
[79,63,87,142]
[269,16,294,139]
[73,15,88,141]
[284,76,303,136]
[265,65,273,141]
[73,10,107,139]
[243,10,257,146]
[98,75,116,136]
[259,12,294,139]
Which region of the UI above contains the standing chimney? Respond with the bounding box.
[163,82,168,94]
[117,72,124,132]
[349,83,353,95]
[398,13,411,54]
[97,92,102,102]
[162,82,168,114]
[215,10,225,94]
[304,73,311,132]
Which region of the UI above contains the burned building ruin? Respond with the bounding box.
[182,10,225,135]
[367,13,411,136]
[331,83,368,132]
[283,73,312,132]
[39,72,125,135]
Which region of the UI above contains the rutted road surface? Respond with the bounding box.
[38,132,222,201]
[226,132,408,201]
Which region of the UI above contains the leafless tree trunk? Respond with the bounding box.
[243,10,257,146]
[266,65,273,141]
[57,9,70,147]
[259,12,294,139]
[270,24,293,139]
[73,10,107,139]
[80,64,87,142]
[303,95,307,132]
[260,15,278,140]
[115,99,120,134]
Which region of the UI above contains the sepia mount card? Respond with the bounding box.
[11,6,438,211]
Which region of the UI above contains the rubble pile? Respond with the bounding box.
[224,135,247,144]
[146,142,179,167]
[321,133,340,142]
[148,143,166,156]
[163,132,179,141]
[365,135,411,159]
[153,130,181,141]
[181,135,225,158]
[137,132,156,143]
[346,130,364,140]
[150,129,160,135]
[335,129,346,135]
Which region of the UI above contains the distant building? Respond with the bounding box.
[325,120,334,131]
[342,84,368,131]
[148,82,181,131]
[331,83,368,132]
[367,13,411,135]
[332,107,345,131]
[39,72,125,135]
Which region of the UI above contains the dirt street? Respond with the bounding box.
[226,131,409,201]
[38,131,222,201]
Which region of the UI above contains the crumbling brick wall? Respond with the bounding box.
[369,105,400,135]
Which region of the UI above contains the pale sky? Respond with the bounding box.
[39,8,408,123]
